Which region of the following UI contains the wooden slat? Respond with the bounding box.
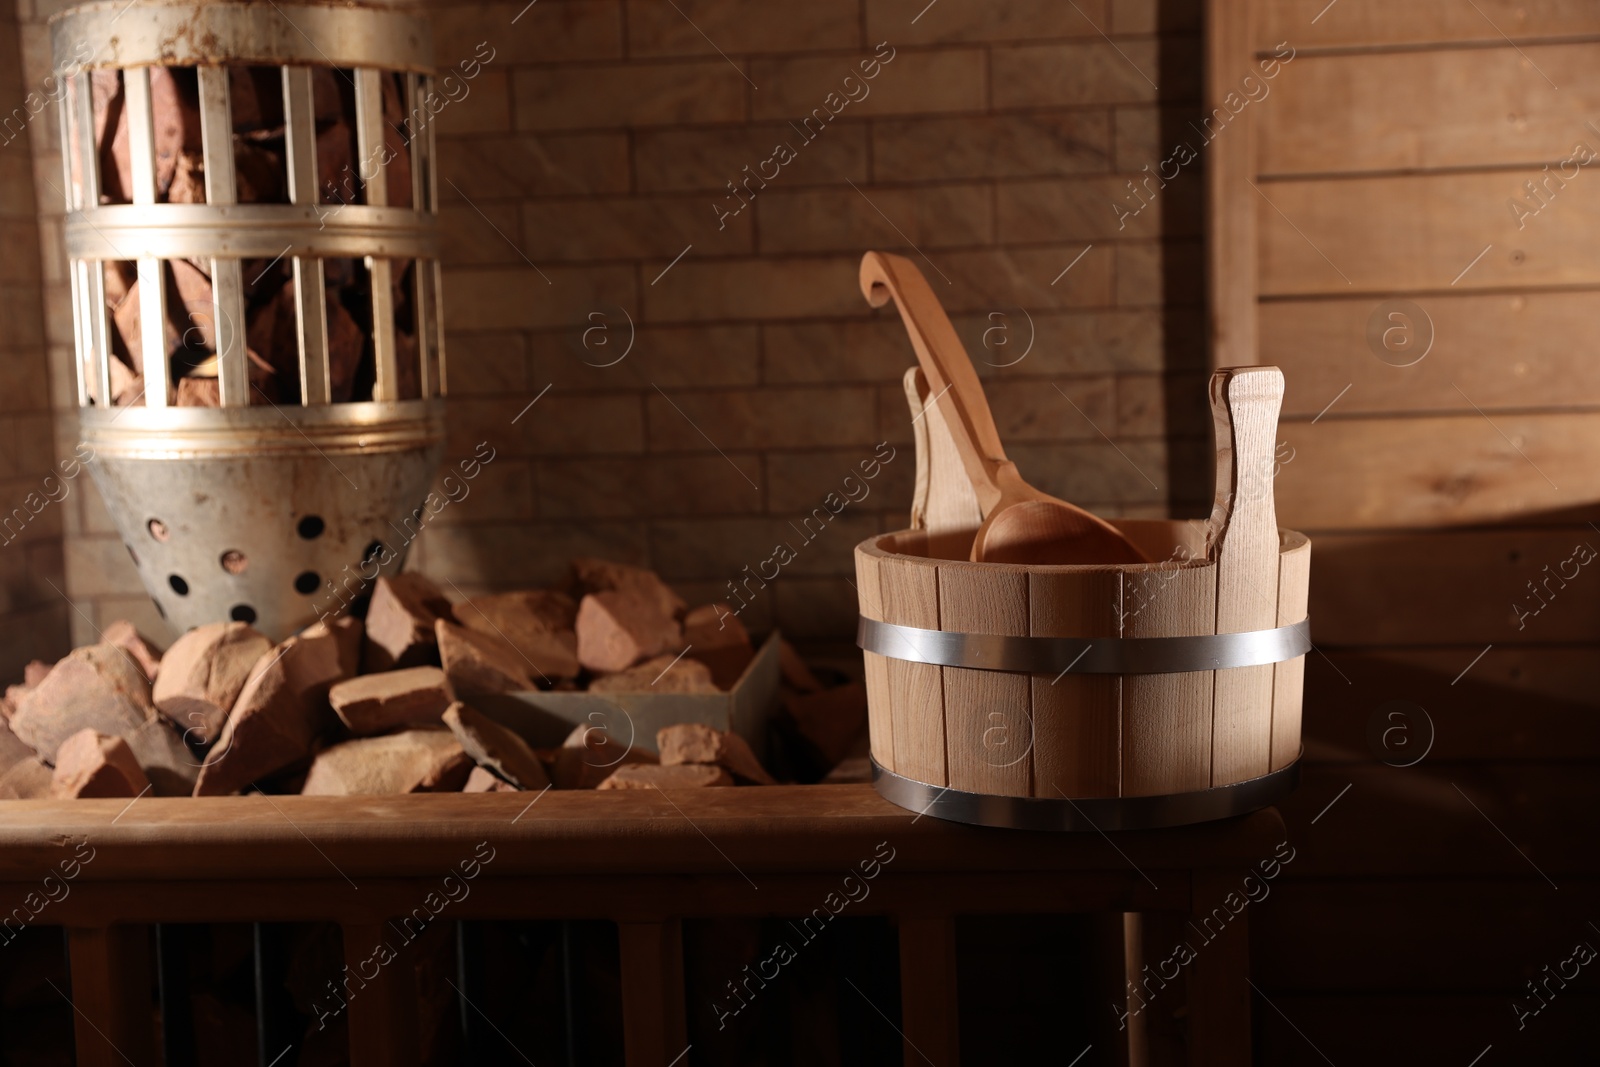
[1186,872,1251,1067]
[855,542,896,773]
[617,919,687,1067]
[897,914,960,1065]
[881,554,947,786]
[1277,412,1600,531]
[938,562,1032,797]
[67,925,158,1067]
[1206,0,1260,365]
[1259,0,1600,51]
[342,922,420,1067]
[1122,913,1149,1067]
[1258,172,1600,296]
[1270,532,1311,771]
[1264,291,1600,417]
[1029,568,1122,798]
[1208,369,1284,787]
[1309,526,1600,645]
[1261,46,1594,176]
[1121,563,1216,796]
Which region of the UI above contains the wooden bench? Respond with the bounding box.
[0,786,1282,1065]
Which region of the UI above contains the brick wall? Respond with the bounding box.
[0,0,68,678]
[9,0,1207,654]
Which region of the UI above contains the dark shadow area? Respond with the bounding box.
[1154,0,1214,520]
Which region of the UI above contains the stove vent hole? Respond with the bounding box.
[230,604,257,624]
[220,550,248,575]
[294,571,320,595]
[362,540,385,565]
[168,574,189,596]
[297,515,325,540]
[148,519,169,542]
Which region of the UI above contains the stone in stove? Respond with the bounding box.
[300,729,471,796]
[569,557,686,622]
[10,644,160,763]
[463,765,516,792]
[364,573,453,673]
[194,617,361,796]
[51,729,151,799]
[451,590,581,681]
[153,621,274,746]
[657,723,775,785]
[587,654,718,694]
[442,701,548,791]
[596,764,733,789]
[575,590,682,673]
[436,619,537,699]
[330,665,454,735]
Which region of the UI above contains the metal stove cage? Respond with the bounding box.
[52,0,450,641]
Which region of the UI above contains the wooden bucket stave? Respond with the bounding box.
[855,519,1310,830]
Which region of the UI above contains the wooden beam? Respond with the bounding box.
[617,919,687,1067]
[67,924,158,1067]
[342,921,420,1067]
[1186,872,1252,1066]
[897,913,960,1066]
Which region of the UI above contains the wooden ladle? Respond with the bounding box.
[860,251,1149,566]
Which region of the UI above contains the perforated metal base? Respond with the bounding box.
[84,400,445,641]
[872,756,1300,832]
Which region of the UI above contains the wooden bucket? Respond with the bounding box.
[854,518,1310,830]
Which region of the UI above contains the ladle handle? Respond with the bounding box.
[861,251,1007,509]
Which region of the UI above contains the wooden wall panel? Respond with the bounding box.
[1261,46,1594,175]
[1207,0,1261,365]
[1255,881,1600,990]
[1261,290,1600,417]
[1258,171,1600,296]
[1309,527,1600,646]
[1258,0,1600,51]
[1279,763,1600,877]
[1274,412,1600,531]
[1298,648,1600,762]
[1219,2,1600,1058]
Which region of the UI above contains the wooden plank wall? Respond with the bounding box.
[1206,1,1600,1061]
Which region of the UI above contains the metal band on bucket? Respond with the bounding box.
[857,616,1311,675]
[873,758,1301,832]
